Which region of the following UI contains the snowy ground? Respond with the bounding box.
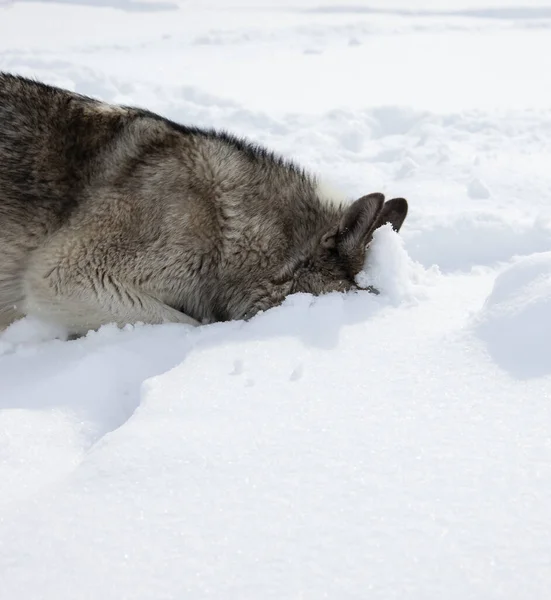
[1,1,551,598]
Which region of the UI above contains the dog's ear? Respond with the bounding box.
[334,192,385,258]
[375,198,408,232]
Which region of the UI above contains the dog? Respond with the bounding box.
[0,72,408,336]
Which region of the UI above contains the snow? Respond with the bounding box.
[474,251,551,379]
[468,177,492,200]
[1,1,551,598]
[357,224,439,305]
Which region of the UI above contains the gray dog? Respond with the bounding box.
[0,73,408,336]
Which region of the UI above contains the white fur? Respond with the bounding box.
[315,179,350,209]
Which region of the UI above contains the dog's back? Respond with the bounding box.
[0,73,129,222]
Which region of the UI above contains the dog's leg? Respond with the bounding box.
[22,241,199,336]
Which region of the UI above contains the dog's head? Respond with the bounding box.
[288,192,408,296]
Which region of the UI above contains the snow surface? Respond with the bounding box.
[1,1,551,598]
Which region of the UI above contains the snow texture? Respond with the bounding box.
[1,1,551,599]
[474,251,551,379]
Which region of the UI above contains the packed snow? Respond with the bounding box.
[1,1,551,598]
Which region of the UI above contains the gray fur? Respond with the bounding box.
[0,72,408,336]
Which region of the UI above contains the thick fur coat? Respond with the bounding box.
[0,73,408,335]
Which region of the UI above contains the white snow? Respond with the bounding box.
[474,251,551,379]
[357,224,439,305]
[1,1,551,598]
[468,177,492,200]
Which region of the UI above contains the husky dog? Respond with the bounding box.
[0,72,408,336]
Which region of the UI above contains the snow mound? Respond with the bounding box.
[357,223,440,305]
[474,251,551,379]
[0,317,68,356]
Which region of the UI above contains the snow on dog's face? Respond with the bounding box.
[281,193,408,298]
[234,193,408,321]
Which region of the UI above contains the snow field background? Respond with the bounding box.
[1,1,551,598]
